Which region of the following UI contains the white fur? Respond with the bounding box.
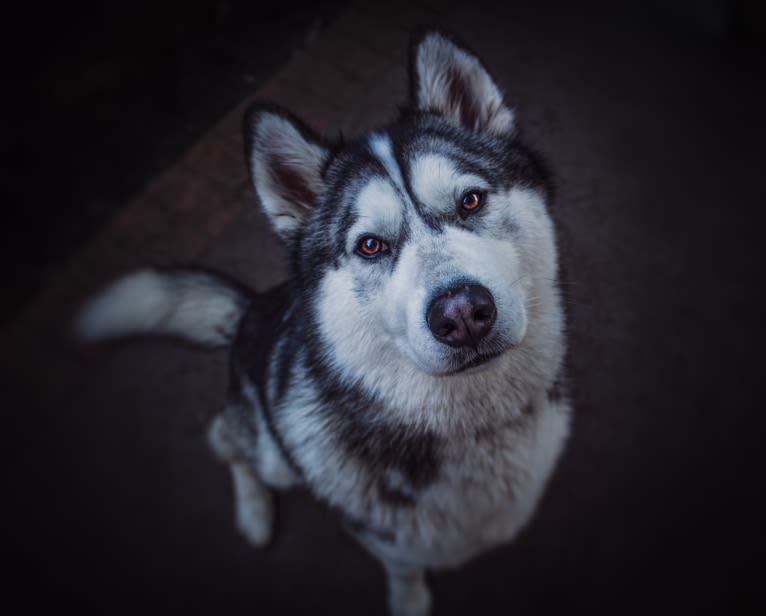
[409,154,488,216]
[345,178,404,253]
[268,355,570,570]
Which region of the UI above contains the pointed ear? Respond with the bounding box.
[244,106,330,243]
[411,31,515,136]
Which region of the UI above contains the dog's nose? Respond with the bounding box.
[427,284,496,348]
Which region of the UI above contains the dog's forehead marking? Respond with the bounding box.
[369,133,453,234]
[368,133,410,202]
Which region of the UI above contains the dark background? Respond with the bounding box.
[1,0,347,325]
[2,0,766,614]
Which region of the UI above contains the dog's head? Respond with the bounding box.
[244,32,559,379]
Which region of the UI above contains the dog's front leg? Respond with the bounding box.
[383,561,432,616]
[208,415,274,546]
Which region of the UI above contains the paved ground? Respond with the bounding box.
[2,0,764,613]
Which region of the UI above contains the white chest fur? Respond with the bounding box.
[272,367,571,570]
[363,392,571,569]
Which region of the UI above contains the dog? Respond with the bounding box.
[77,31,571,616]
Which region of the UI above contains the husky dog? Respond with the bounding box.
[78,31,571,616]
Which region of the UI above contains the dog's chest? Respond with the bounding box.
[388,428,540,563]
[333,397,569,569]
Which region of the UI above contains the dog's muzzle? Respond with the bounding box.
[426,283,496,349]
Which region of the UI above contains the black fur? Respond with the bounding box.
[229,282,304,478]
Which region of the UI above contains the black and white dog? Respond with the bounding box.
[78,31,571,616]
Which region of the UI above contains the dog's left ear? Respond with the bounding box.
[411,31,515,136]
[244,106,330,244]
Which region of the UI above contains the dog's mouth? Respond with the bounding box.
[441,349,506,376]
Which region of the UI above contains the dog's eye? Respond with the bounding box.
[460,191,484,216]
[356,236,387,259]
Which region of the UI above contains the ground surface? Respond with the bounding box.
[2,1,764,613]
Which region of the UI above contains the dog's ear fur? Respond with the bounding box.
[244,106,329,243]
[411,31,515,136]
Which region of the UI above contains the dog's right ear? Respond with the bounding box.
[410,31,515,137]
[244,106,330,243]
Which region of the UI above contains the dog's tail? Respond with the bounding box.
[75,268,251,347]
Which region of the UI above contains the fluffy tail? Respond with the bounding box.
[75,269,250,347]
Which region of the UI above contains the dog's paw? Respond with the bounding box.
[235,489,274,547]
[230,462,274,547]
[387,576,432,616]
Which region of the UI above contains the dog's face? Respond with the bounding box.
[245,33,557,378]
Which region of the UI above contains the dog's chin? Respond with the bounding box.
[441,349,506,377]
[412,347,508,378]
[404,329,522,377]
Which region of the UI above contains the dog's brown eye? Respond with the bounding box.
[357,236,385,258]
[460,191,484,213]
